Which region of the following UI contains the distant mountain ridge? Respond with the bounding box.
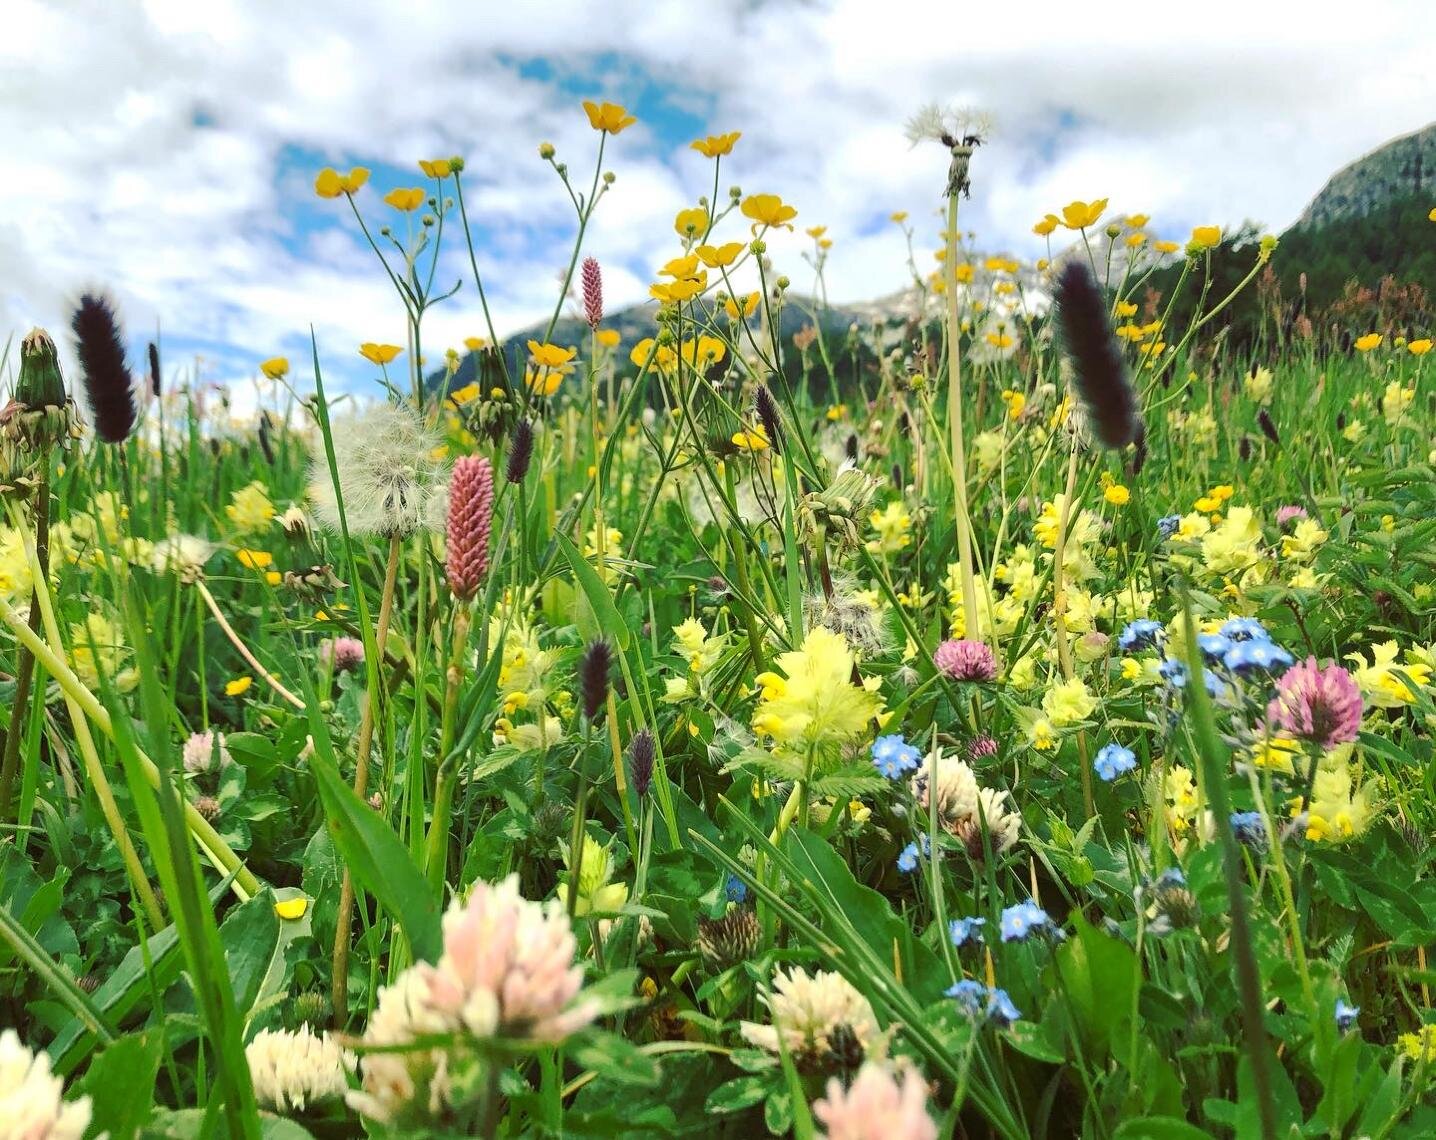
[1294,121,1435,230]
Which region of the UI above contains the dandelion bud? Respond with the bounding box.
[147,342,162,398]
[1054,261,1142,449]
[506,419,534,484]
[1258,409,1280,445]
[445,456,494,601]
[581,257,603,330]
[539,142,555,159]
[71,291,137,443]
[628,728,655,799]
[775,275,790,291]
[580,639,612,721]
[15,327,67,409]
[754,385,783,454]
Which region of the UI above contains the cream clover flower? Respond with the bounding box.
[0,1028,93,1140]
[246,1027,354,1112]
[740,966,880,1063]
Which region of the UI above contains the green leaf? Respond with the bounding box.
[308,748,442,964]
[555,531,631,650]
[75,1031,162,1140]
[1112,1119,1214,1140]
[705,1074,773,1114]
[1049,912,1139,1059]
[569,1030,661,1086]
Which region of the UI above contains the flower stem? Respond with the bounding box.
[194,580,306,709]
[332,531,404,1023]
[0,464,49,822]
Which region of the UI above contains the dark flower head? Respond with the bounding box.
[71,291,137,443]
[580,639,612,720]
[1054,260,1142,449]
[628,728,655,798]
[506,418,534,484]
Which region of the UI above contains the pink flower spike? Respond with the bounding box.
[446,456,494,601]
[581,257,603,330]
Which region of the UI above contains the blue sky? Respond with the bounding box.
[3,0,1432,411]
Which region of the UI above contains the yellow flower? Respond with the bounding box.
[724,292,760,321]
[1243,366,1274,404]
[314,166,370,198]
[731,424,770,452]
[359,343,403,365]
[418,158,453,178]
[226,676,253,697]
[1114,301,1138,318]
[696,242,744,268]
[582,100,636,134]
[1060,199,1108,229]
[1398,1025,1436,1063]
[1248,736,1300,775]
[1188,225,1222,251]
[259,356,289,380]
[1153,240,1180,254]
[274,896,308,920]
[265,571,282,586]
[741,193,798,231]
[236,548,273,570]
[890,211,908,223]
[463,336,486,352]
[527,341,576,370]
[1042,677,1096,727]
[865,500,911,555]
[383,187,426,212]
[1408,338,1432,355]
[1429,207,1436,223]
[1125,233,1146,248]
[650,274,707,304]
[674,206,708,237]
[1104,484,1130,506]
[226,481,275,534]
[1032,214,1059,236]
[596,328,621,349]
[68,613,137,693]
[826,404,848,422]
[805,225,827,239]
[1353,332,1382,352]
[447,381,481,407]
[751,627,881,762]
[691,131,741,157]
[1346,641,1431,708]
[1126,213,1150,228]
[659,253,701,279]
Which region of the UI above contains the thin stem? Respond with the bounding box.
[194,581,306,710]
[332,531,404,1024]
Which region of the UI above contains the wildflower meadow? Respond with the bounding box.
[3,94,1436,1140]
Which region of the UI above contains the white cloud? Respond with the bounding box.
[2,0,1431,397]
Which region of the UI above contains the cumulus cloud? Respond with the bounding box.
[2,0,1430,396]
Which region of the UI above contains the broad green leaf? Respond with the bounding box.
[555,531,631,649]
[74,1030,162,1140]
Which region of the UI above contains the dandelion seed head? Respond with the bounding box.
[308,403,446,538]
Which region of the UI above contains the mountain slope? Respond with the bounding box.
[1294,121,1435,231]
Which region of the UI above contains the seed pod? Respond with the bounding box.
[16,328,67,409]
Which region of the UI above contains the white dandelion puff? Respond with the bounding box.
[309,403,447,538]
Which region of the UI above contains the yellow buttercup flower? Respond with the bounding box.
[724,292,760,321]
[582,100,636,134]
[1104,484,1130,506]
[691,131,741,157]
[314,166,370,198]
[1032,214,1059,236]
[1060,199,1108,229]
[1408,338,1432,355]
[650,274,707,304]
[741,193,798,231]
[274,896,308,920]
[596,328,621,349]
[226,676,253,697]
[1188,225,1222,251]
[359,343,403,365]
[265,571,282,586]
[674,206,708,237]
[259,356,289,380]
[463,336,487,352]
[418,158,453,178]
[1353,333,1382,352]
[696,242,744,268]
[731,424,770,452]
[890,211,908,223]
[1126,213,1150,228]
[1153,239,1180,254]
[383,187,426,212]
[1114,301,1138,318]
[527,341,576,370]
[236,548,273,570]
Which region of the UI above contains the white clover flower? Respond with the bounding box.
[740,966,879,1063]
[182,730,232,774]
[309,403,447,538]
[152,533,216,583]
[0,1028,93,1140]
[246,1027,354,1113]
[347,874,598,1125]
[812,1061,938,1140]
[910,749,980,823]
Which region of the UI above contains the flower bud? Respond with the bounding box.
[538,142,555,159]
[16,328,67,409]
